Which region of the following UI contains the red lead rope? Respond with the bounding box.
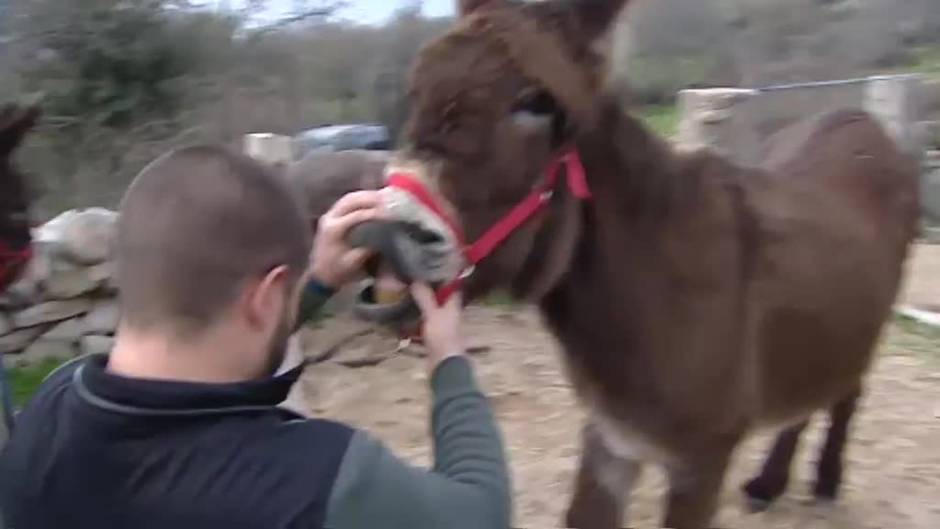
[0,241,33,292]
[386,149,591,306]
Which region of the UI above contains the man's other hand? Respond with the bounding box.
[310,190,384,289]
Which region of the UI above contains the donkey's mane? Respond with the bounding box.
[423,5,600,129]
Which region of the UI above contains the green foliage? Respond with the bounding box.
[639,104,680,137]
[891,313,940,363]
[625,54,722,106]
[21,2,190,130]
[897,46,940,78]
[6,357,66,409]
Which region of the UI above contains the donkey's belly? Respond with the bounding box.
[590,408,678,466]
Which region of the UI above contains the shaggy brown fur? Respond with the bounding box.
[0,104,40,254]
[386,1,921,527]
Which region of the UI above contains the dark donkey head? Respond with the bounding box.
[350,0,634,316]
[0,103,41,290]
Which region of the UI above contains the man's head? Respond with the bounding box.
[115,145,311,377]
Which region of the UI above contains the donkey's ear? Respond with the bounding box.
[570,0,632,42]
[458,0,505,17]
[0,104,42,156]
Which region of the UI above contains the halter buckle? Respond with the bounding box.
[459,265,476,280]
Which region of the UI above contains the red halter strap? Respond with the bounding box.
[386,149,591,305]
[0,241,33,292]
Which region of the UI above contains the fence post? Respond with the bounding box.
[675,88,761,167]
[865,74,925,157]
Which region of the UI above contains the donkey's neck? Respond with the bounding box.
[537,98,709,379]
[576,96,689,221]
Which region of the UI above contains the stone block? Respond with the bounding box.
[84,300,119,335]
[865,74,925,156]
[676,88,761,167]
[13,299,93,329]
[45,262,112,299]
[38,208,118,266]
[0,325,48,354]
[80,335,114,356]
[42,318,87,342]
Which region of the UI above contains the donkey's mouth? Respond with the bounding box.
[346,219,451,326]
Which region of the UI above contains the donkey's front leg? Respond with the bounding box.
[565,422,642,529]
[663,447,735,529]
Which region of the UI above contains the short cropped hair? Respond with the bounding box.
[115,145,311,336]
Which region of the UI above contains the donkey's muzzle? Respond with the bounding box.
[346,219,450,326]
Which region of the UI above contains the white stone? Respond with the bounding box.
[244,133,294,166]
[48,208,118,266]
[42,318,87,342]
[80,335,115,356]
[0,325,48,353]
[45,262,112,299]
[865,74,925,156]
[84,300,119,335]
[676,88,761,167]
[13,299,93,329]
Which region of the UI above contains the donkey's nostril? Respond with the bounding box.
[398,221,445,245]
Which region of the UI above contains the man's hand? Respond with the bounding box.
[310,190,384,289]
[410,283,465,372]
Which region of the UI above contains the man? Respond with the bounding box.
[0,145,511,529]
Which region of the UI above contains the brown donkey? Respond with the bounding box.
[348,0,922,527]
[0,103,41,292]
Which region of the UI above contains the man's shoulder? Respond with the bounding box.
[17,354,88,415]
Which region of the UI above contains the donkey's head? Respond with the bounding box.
[350,0,632,317]
[0,104,40,247]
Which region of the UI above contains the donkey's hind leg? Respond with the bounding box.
[565,422,641,529]
[742,419,809,511]
[814,387,861,501]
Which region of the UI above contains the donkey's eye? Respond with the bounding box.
[511,87,558,117]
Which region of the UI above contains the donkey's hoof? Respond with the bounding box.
[812,480,840,502]
[742,476,785,512]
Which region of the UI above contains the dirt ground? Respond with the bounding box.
[900,244,940,310]
[289,245,940,529]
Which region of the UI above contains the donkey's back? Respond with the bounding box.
[745,107,920,427]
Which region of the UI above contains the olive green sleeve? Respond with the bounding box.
[324,356,511,529]
[293,279,335,332]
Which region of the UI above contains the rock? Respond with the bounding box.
[3,279,40,307]
[46,208,118,266]
[14,339,77,368]
[0,313,10,336]
[0,325,48,353]
[80,335,114,356]
[45,262,112,299]
[17,241,52,285]
[13,299,93,329]
[42,318,87,342]
[84,300,119,335]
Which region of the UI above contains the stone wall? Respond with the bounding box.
[0,209,119,368]
[676,75,939,228]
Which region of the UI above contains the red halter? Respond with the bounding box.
[0,240,33,292]
[386,149,591,305]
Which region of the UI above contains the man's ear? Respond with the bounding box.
[244,265,291,328]
[457,0,505,18]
